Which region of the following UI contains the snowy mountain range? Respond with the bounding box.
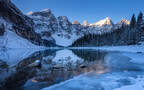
[28,9,130,46]
[0,0,131,48]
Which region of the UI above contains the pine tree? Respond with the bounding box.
[130,14,136,28]
[0,24,5,36]
[137,11,143,27]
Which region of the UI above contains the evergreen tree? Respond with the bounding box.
[137,11,143,27]
[130,14,136,28]
[0,24,5,36]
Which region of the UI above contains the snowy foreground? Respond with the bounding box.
[1,43,144,90]
[42,46,144,90]
[43,72,144,90]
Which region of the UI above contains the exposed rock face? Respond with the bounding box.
[0,0,57,47]
[29,9,124,46]
[31,9,58,32]
[27,7,132,47]
[58,16,72,31]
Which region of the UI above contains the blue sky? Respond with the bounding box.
[12,0,144,23]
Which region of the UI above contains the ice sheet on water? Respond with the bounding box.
[42,71,144,90]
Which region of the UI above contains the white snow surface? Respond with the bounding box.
[42,46,144,90]
[114,75,144,90]
[90,17,113,27]
[0,30,43,48]
[52,33,82,47]
[122,53,144,64]
[0,18,44,49]
[42,72,144,90]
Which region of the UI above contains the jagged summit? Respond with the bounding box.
[58,16,69,21]
[118,19,130,25]
[27,11,33,15]
[83,20,88,26]
[40,8,51,13]
[90,17,114,26]
[29,8,53,17]
[72,20,80,24]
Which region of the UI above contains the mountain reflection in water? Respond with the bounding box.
[0,49,142,90]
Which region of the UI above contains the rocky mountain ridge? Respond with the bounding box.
[0,0,135,47]
[28,8,130,46]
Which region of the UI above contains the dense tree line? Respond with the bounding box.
[72,12,144,47]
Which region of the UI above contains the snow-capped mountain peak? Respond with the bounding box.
[83,20,88,26]
[30,8,53,18]
[27,11,33,15]
[118,19,130,25]
[40,8,51,13]
[91,17,114,27]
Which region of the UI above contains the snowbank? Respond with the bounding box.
[115,75,144,90]
[0,30,45,49]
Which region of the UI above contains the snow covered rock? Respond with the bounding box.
[28,8,132,47]
[90,17,114,27]
[58,16,72,31]
[28,60,41,68]
[117,19,130,27]
[83,20,89,26]
[118,19,130,25]
[0,1,57,48]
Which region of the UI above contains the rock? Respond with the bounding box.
[53,64,64,69]
[80,64,87,68]
[0,60,8,72]
[0,0,57,47]
[58,16,72,30]
[28,60,41,68]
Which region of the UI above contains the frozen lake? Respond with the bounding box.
[0,49,144,90]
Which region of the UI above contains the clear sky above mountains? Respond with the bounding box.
[12,0,144,23]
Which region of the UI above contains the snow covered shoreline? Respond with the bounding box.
[2,44,144,53]
[69,44,144,53]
